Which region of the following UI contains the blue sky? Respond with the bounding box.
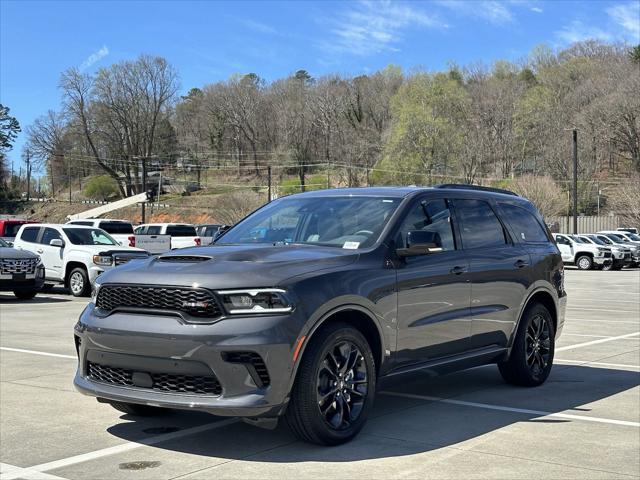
[1,0,639,170]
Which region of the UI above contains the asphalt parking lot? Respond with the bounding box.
[1,269,639,480]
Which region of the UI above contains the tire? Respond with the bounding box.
[108,401,168,416]
[601,262,613,271]
[285,322,376,446]
[68,267,90,297]
[575,255,593,270]
[13,289,37,300]
[498,303,555,387]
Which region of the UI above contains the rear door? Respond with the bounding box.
[38,227,65,280]
[452,198,532,350]
[395,197,472,366]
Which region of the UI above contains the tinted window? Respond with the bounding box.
[4,223,27,237]
[70,221,93,226]
[166,225,197,236]
[20,227,40,243]
[99,222,134,234]
[499,203,549,243]
[555,235,570,245]
[146,226,161,235]
[455,199,507,249]
[40,228,62,245]
[398,199,455,251]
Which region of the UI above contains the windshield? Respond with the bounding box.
[0,238,8,247]
[63,228,118,246]
[570,235,587,244]
[587,236,606,246]
[100,222,134,234]
[217,196,400,248]
[605,234,627,244]
[625,233,640,241]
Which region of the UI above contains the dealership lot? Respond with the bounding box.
[1,270,639,479]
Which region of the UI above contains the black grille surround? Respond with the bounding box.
[223,351,271,388]
[86,361,222,396]
[95,284,222,321]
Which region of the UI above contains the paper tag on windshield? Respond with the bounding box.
[343,241,360,249]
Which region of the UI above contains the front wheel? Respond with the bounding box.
[13,289,37,300]
[498,303,555,387]
[576,255,593,270]
[285,323,376,445]
[68,267,90,297]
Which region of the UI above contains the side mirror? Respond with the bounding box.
[397,231,443,257]
[49,239,64,248]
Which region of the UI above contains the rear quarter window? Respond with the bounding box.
[19,227,40,243]
[498,203,550,243]
[166,225,197,236]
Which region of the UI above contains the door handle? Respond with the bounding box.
[515,259,529,268]
[36,249,43,254]
[450,265,467,275]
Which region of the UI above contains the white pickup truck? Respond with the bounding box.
[552,233,612,270]
[13,224,148,296]
[134,223,201,249]
[67,219,171,254]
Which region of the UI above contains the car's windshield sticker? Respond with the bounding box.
[343,241,360,249]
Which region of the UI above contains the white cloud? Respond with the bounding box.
[556,20,613,44]
[437,0,514,25]
[606,2,640,41]
[531,7,543,13]
[79,45,109,70]
[320,0,447,56]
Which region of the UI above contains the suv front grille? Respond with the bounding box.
[95,285,221,319]
[86,361,222,396]
[1,257,38,274]
[223,351,271,387]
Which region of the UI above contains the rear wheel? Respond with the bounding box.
[576,255,593,270]
[499,303,555,387]
[285,323,376,445]
[68,267,90,297]
[13,289,37,300]
[107,401,168,416]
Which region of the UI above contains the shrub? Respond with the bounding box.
[84,175,119,201]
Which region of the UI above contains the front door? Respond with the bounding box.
[395,198,472,367]
[555,235,573,262]
[38,227,65,281]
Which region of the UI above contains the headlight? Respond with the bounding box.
[93,255,113,266]
[217,288,293,314]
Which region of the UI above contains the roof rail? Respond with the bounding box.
[434,184,519,197]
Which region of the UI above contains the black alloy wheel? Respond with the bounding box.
[525,314,551,377]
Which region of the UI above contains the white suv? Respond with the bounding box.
[13,224,148,296]
[134,223,200,249]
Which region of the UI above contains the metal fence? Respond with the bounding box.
[547,215,622,234]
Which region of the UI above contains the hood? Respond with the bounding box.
[97,244,358,288]
[0,247,39,260]
[67,244,146,255]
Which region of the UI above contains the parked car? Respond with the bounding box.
[74,185,566,446]
[67,219,171,254]
[594,232,640,267]
[14,224,148,296]
[552,233,612,270]
[195,224,225,245]
[0,237,44,299]
[617,227,639,235]
[599,230,640,246]
[0,218,36,245]
[578,235,632,270]
[134,223,201,249]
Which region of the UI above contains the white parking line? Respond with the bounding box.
[567,307,640,314]
[0,463,69,480]
[2,419,238,480]
[0,347,76,360]
[556,359,640,370]
[380,391,640,428]
[556,332,640,352]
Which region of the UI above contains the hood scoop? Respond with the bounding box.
[157,255,212,263]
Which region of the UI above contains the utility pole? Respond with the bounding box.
[267,165,272,202]
[25,150,31,201]
[141,157,147,223]
[157,170,162,207]
[68,156,72,204]
[572,129,578,234]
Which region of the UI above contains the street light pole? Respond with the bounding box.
[572,129,578,234]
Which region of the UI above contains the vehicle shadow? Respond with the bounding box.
[106,363,639,462]
[0,292,72,303]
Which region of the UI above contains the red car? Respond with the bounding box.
[0,219,37,244]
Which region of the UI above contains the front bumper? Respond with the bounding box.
[592,255,611,266]
[73,304,301,418]
[0,267,45,292]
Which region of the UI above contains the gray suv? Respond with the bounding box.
[73,185,567,445]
